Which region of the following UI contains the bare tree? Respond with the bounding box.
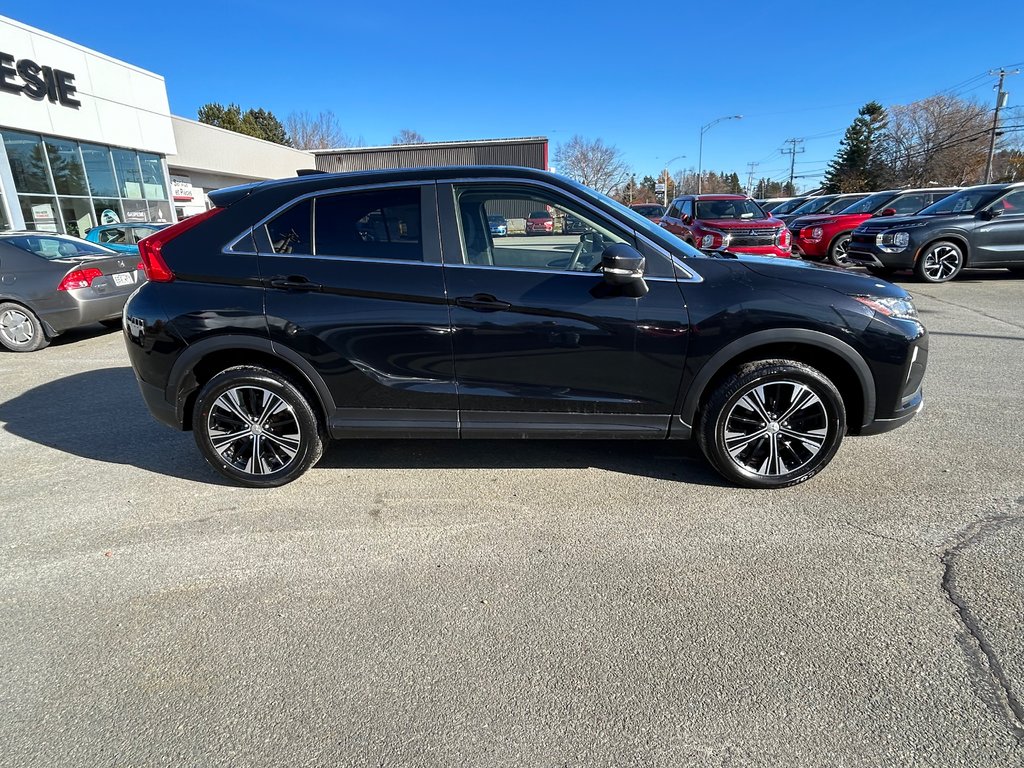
[285,110,354,150]
[553,135,631,195]
[392,129,426,145]
[877,95,990,186]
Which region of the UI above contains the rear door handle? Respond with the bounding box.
[268,275,322,291]
[455,294,512,312]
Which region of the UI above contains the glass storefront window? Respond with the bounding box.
[123,199,149,222]
[0,191,11,231]
[138,153,167,200]
[2,130,53,195]
[112,149,143,199]
[58,197,95,238]
[17,195,61,232]
[45,138,88,196]
[92,198,124,226]
[147,201,173,223]
[80,144,119,198]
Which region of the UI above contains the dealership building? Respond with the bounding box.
[0,14,548,236]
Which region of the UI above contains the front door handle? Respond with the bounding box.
[268,275,322,291]
[455,293,512,312]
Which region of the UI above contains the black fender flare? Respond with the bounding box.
[678,328,876,431]
[166,334,337,426]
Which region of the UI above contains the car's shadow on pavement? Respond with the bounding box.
[0,367,727,487]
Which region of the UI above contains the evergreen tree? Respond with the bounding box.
[198,103,291,146]
[822,102,887,193]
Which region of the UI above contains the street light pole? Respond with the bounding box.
[661,154,686,206]
[698,115,742,194]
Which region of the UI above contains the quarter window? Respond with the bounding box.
[998,189,1024,212]
[314,188,422,262]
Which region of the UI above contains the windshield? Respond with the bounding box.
[770,198,807,215]
[631,205,665,217]
[841,191,895,215]
[695,199,767,220]
[918,188,1002,215]
[786,196,837,216]
[820,195,868,214]
[528,211,550,219]
[5,234,114,260]
[488,215,505,222]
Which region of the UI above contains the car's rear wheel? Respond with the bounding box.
[826,233,853,266]
[697,360,846,488]
[0,303,49,353]
[192,366,324,488]
[915,241,963,283]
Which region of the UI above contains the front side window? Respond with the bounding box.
[997,189,1024,213]
[821,195,867,214]
[788,196,836,216]
[452,186,630,271]
[680,200,694,219]
[98,227,127,244]
[844,192,894,215]
[889,193,930,215]
[315,188,422,261]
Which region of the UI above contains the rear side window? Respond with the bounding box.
[266,199,312,254]
[314,188,422,261]
[98,227,126,244]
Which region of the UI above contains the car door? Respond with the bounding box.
[437,181,690,437]
[256,183,458,436]
[973,189,1024,266]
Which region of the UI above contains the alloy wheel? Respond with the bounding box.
[207,386,301,475]
[723,380,828,477]
[921,244,962,281]
[0,308,34,347]
[830,237,851,266]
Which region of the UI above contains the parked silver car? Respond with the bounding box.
[0,232,145,352]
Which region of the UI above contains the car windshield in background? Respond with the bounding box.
[918,189,1000,215]
[529,211,550,219]
[841,192,894,214]
[770,198,806,215]
[632,205,664,217]
[695,199,766,220]
[5,235,113,260]
[820,195,868,213]
[788,197,837,216]
[488,215,505,223]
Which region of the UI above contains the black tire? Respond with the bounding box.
[867,266,897,279]
[0,302,49,352]
[697,360,846,489]
[192,366,324,488]
[826,233,853,266]
[915,240,963,283]
[99,318,123,329]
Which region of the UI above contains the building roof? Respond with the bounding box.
[311,136,547,154]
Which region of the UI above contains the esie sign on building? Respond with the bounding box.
[0,51,80,108]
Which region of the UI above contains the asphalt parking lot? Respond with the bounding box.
[2,270,1023,767]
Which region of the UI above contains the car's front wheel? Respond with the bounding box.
[915,241,964,283]
[826,233,853,266]
[0,303,49,352]
[192,366,324,487]
[697,360,846,488]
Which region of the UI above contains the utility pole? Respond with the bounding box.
[745,162,758,196]
[780,138,805,192]
[984,68,1020,184]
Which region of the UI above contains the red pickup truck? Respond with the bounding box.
[789,187,958,265]
[659,194,792,258]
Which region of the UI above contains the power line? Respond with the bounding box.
[985,68,1021,183]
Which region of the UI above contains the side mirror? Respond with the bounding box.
[978,207,1003,220]
[601,243,648,296]
[878,208,897,217]
[681,214,693,225]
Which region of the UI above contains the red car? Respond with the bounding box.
[629,203,665,224]
[789,187,958,265]
[525,210,553,234]
[659,194,793,258]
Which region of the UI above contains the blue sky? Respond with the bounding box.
[10,2,1024,191]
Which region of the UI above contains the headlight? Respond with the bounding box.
[876,231,910,252]
[777,228,791,247]
[803,226,823,241]
[701,233,715,248]
[852,295,918,320]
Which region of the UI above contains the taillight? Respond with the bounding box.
[137,207,223,283]
[58,267,103,291]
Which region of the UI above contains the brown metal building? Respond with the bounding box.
[312,137,548,174]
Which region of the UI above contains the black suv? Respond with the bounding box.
[124,166,927,489]
[847,183,1024,282]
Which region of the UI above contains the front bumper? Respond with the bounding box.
[860,386,923,435]
[847,242,917,270]
[727,244,795,259]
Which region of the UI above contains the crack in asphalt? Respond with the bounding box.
[938,512,1024,744]
[915,289,1024,332]
[836,518,924,551]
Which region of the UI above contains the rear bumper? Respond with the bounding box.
[37,290,134,334]
[136,376,182,430]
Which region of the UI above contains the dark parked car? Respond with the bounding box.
[767,196,812,216]
[0,232,144,352]
[84,222,170,255]
[847,183,1024,282]
[123,166,927,489]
